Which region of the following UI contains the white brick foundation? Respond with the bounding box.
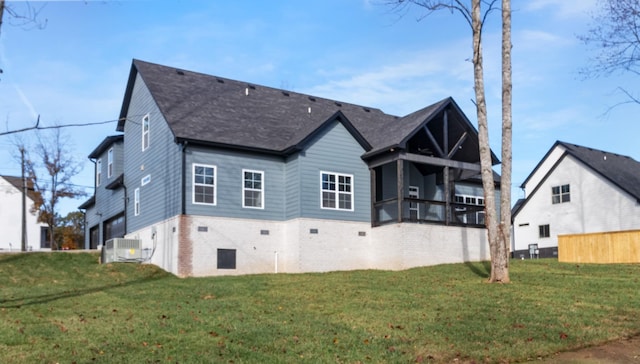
[127,215,490,277]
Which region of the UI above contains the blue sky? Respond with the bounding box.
[0,0,638,215]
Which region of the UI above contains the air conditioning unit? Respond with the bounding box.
[102,238,142,264]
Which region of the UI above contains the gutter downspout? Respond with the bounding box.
[122,179,127,237]
[87,157,96,250]
[181,141,189,215]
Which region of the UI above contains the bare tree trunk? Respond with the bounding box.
[385,0,512,282]
[494,0,512,283]
[469,0,504,283]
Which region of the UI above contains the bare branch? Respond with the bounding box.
[0,118,119,136]
[580,0,640,78]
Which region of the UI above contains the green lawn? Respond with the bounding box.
[1,252,639,363]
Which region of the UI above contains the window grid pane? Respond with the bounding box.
[321,172,352,210]
[194,165,215,204]
[552,184,570,204]
[243,171,263,208]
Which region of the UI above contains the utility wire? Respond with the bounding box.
[0,118,120,136]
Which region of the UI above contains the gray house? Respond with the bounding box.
[80,59,500,276]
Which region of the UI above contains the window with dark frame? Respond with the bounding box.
[551,184,570,204]
[134,188,140,216]
[539,224,550,238]
[217,249,236,269]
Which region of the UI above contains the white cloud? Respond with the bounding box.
[522,0,597,19]
[301,41,477,116]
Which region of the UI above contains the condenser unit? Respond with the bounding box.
[102,238,142,263]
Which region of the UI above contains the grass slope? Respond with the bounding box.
[1,253,639,363]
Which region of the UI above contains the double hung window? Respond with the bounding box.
[193,164,216,205]
[243,170,264,209]
[321,172,353,211]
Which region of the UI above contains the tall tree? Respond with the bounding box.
[55,211,85,250]
[579,0,640,105]
[24,129,85,250]
[386,0,512,282]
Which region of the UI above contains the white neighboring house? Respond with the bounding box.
[511,141,640,259]
[0,176,48,251]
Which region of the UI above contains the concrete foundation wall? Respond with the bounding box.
[127,215,489,277]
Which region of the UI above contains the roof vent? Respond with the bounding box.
[176,69,185,75]
[216,78,224,83]
[248,84,256,89]
[363,107,370,112]
[308,96,316,102]
[335,101,342,107]
[308,106,311,114]
[282,91,290,97]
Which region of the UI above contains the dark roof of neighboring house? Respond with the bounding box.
[511,198,525,222]
[557,141,640,202]
[78,195,95,210]
[88,135,124,159]
[118,59,494,160]
[2,175,39,202]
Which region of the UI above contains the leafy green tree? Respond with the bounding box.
[55,211,85,250]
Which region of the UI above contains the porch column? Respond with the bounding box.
[397,159,404,223]
[370,168,376,227]
[444,165,450,225]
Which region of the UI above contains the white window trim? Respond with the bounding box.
[409,185,420,218]
[142,114,150,151]
[320,171,354,211]
[134,188,140,216]
[96,159,102,187]
[141,174,151,186]
[242,169,264,209]
[454,193,485,224]
[107,148,113,178]
[193,163,217,205]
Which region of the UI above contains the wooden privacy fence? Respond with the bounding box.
[558,230,640,264]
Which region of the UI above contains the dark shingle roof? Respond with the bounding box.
[118,60,463,156]
[88,135,124,159]
[557,141,640,202]
[2,175,39,202]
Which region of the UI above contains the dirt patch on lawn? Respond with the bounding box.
[543,335,640,363]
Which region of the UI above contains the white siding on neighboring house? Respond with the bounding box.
[513,152,640,255]
[521,146,566,196]
[0,176,47,251]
